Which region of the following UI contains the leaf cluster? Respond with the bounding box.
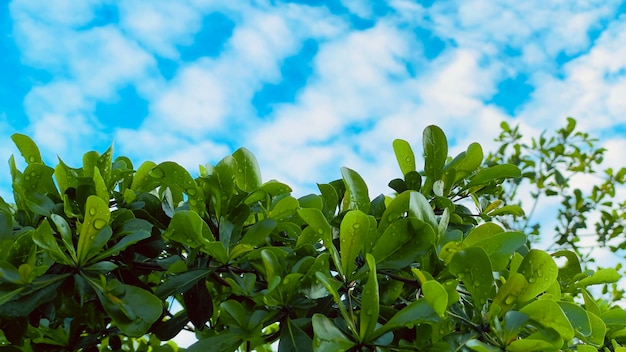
[0,124,625,351]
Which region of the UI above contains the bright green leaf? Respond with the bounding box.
[232,147,262,192]
[341,167,370,214]
[423,125,448,181]
[448,247,494,307]
[517,249,559,302]
[393,139,416,176]
[340,210,369,279]
[359,253,379,342]
[520,299,575,341]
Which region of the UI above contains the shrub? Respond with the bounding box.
[0,125,624,351]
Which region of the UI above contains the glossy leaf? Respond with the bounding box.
[466,164,521,187]
[31,220,72,265]
[340,210,369,279]
[77,196,111,265]
[371,217,435,269]
[559,301,591,337]
[232,147,262,192]
[423,125,448,181]
[574,268,620,288]
[422,280,448,318]
[393,139,416,176]
[448,247,494,307]
[520,299,575,340]
[11,133,42,165]
[516,249,559,302]
[279,318,314,352]
[372,299,441,339]
[445,142,483,182]
[341,167,370,213]
[298,208,342,278]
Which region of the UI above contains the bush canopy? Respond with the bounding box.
[0,123,625,351]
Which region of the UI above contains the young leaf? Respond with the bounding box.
[341,167,370,214]
[340,210,369,279]
[77,196,112,265]
[422,280,448,318]
[423,125,448,181]
[392,139,416,176]
[466,164,521,188]
[31,220,72,266]
[11,133,43,165]
[232,147,262,192]
[371,299,441,339]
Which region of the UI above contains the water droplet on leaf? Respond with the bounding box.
[148,167,165,179]
[89,208,97,216]
[28,156,36,163]
[93,218,107,230]
[353,223,360,229]
[186,188,197,196]
[505,295,516,305]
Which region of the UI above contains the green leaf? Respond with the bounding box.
[131,161,205,214]
[0,261,24,284]
[370,217,435,269]
[232,147,262,192]
[163,210,214,248]
[445,142,483,183]
[298,208,342,278]
[31,220,72,265]
[516,249,559,302]
[422,280,448,318]
[279,318,314,352]
[94,279,163,337]
[584,311,606,345]
[423,125,448,181]
[468,231,526,271]
[448,247,494,307]
[502,310,530,342]
[466,164,521,187]
[520,300,575,340]
[312,314,356,352]
[186,330,242,352]
[392,139,416,176]
[89,219,152,264]
[0,277,65,318]
[488,205,525,217]
[463,223,504,247]
[574,268,620,288]
[378,190,437,235]
[315,272,355,335]
[77,196,111,265]
[466,339,501,352]
[558,301,591,337]
[50,214,77,263]
[241,219,276,247]
[340,167,370,213]
[339,210,369,279]
[372,299,441,339]
[269,196,299,220]
[359,254,379,342]
[318,183,338,220]
[11,133,42,164]
[600,308,626,326]
[154,269,212,299]
[490,272,528,317]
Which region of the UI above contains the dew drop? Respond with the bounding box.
[505,295,516,305]
[528,277,536,283]
[317,228,324,234]
[89,236,95,240]
[237,168,244,173]
[457,273,465,279]
[188,199,197,206]
[93,218,107,230]
[89,208,97,216]
[536,270,543,277]
[353,223,361,229]
[187,188,197,196]
[474,281,480,287]
[366,308,374,316]
[148,167,165,179]
[28,155,36,163]
[24,175,31,181]
[405,156,412,163]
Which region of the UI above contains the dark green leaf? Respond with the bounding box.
[466,164,521,187]
[339,210,369,279]
[448,247,494,307]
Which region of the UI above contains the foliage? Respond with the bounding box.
[1,124,625,351]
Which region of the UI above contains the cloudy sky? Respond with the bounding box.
[3,2,626,244]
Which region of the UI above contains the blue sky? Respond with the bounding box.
[2,0,626,235]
